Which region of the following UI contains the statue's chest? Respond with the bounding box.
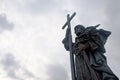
[75,37,90,53]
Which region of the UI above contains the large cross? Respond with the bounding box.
[62,12,76,29]
[62,12,76,80]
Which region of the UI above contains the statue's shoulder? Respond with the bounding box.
[98,29,111,37]
[83,26,98,34]
[97,29,111,44]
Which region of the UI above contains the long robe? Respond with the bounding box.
[62,27,119,80]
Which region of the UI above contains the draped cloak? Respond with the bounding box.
[62,27,119,80]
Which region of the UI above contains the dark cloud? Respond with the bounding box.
[0,53,23,80]
[0,14,14,32]
[23,68,36,78]
[0,53,39,80]
[1,53,19,68]
[47,64,69,80]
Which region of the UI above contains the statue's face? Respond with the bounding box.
[74,25,85,36]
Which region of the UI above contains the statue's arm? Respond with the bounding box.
[62,28,70,51]
[62,37,70,51]
[62,28,75,51]
[62,38,76,56]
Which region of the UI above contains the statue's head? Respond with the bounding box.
[74,25,85,36]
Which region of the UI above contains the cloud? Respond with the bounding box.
[105,0,120,40]
[25,0,61,13]
[0,14,14,32]
[0,0,120,79]
[0,53,22,80]
[104,0,120,78]
[46,64,69,80]
[2,0,64,15]
[0,53,39,80]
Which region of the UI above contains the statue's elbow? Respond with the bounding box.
[62,38,70,51]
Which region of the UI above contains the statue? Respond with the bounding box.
[62,13,119,80]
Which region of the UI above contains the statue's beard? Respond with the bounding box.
[75,30,84,37]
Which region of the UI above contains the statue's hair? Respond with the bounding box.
[74,24,85,31]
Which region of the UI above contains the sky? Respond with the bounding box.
[0,0,120,80]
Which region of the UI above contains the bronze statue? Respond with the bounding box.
[62,13,119,80]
